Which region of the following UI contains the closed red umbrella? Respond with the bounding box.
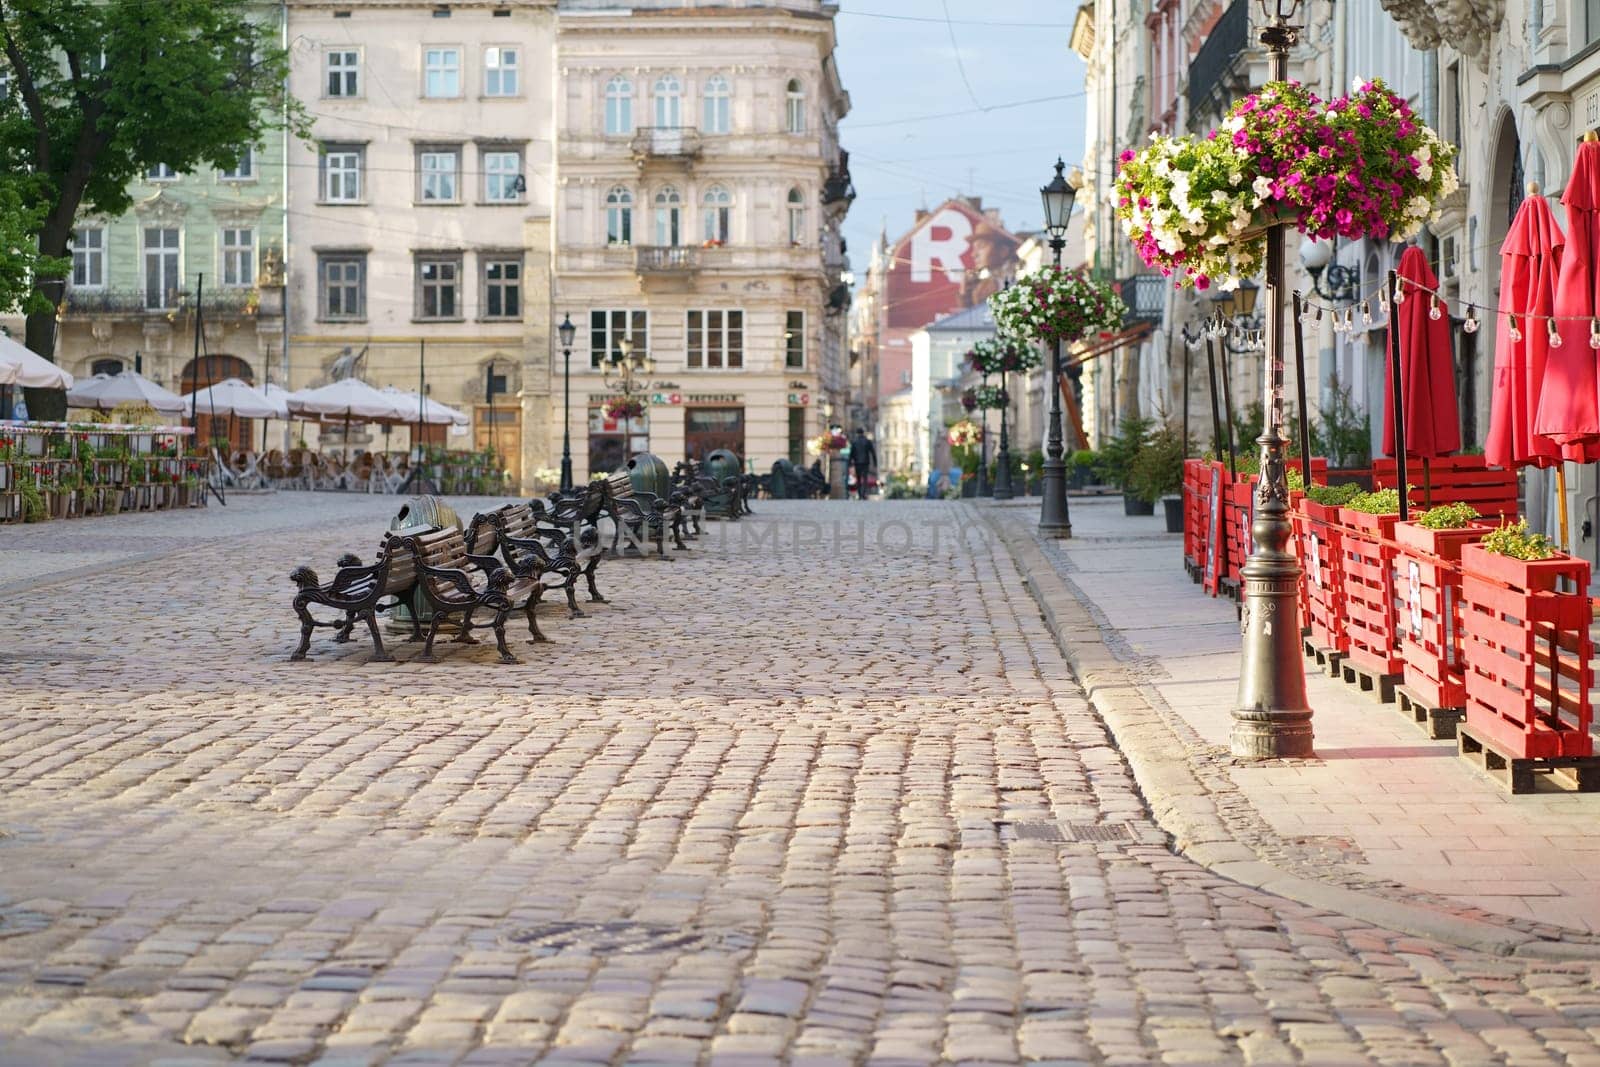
[1486,187,1565,470]
[1383,246,1461,468]
[1534,139,1600,458]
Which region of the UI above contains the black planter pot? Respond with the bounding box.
[960,477,978,498]
[1162,496,1183,532]
[1123,492,1155,516]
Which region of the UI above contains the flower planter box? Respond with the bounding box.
[1458,543,1593,761]
[1337,509,1402,679]
[1298,499,1349,655]
[1372,454,1518,521]
[1392,521,1493,714]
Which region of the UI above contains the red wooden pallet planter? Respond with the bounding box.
[1459,543,1593,760]
[1183,459,1208,577]
[1299,499,1348,654]
[1200,462,1229,597]
[1224,476,1257,597]
[1338,509,1402,677]
[1373,455,1518,521]
[1392,521,1493,711]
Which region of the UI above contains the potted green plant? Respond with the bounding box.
[1095,415,1153,515]
[1068,449,1096,490]
[1130,423,1187,531]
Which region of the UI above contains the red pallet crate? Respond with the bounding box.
[1200,461,1229,597]
[1299,499,1348,654]
[1224,476,1257,598]
[1183,458,1208,576]
[1459,543,1593,760]
[1373,455,1518,521]
[1338,509,1403,677]
[1392,520,1492,710]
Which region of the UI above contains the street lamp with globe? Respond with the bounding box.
[558,313,576,491]
[1038,158,1081,538]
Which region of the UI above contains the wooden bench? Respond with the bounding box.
[289,534,418,663]
[604,470,686,557]
[468,502,603,626]
[392,526,545,663]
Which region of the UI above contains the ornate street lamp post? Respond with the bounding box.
[1232,0,1314,759]
[978,365,992,496]
[1038,159,1080,537]
[558,313,576,492]
[994,367,1014,499]
[606,337,655,400]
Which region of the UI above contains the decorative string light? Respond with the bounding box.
[1394,285,1406,304]
[1429,296,1443,321]
[1463,313,1479,334]
[1509,317,1522,342]
[1360,301,1373,327]
[1548,320,1564,348]
[1590,321,1600,350]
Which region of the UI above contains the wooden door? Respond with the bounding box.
[684,406,745,462]
[474,404,522,486]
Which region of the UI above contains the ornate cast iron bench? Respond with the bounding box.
[289,534,419,663]
[391,526,545,663]
[468,502,604,627]
[604,470,685,557]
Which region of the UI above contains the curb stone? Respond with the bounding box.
[981,507,1593,961]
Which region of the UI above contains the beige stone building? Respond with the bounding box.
[552,0,852,481]
[284,0,558,485]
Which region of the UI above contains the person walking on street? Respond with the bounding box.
[851,428,877,500]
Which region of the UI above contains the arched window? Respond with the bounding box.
[702,184,732,244]
[653,73,682,129]
[654,185,682,246]
[702,74,731,134]
[90,357,124,377]
[605,186,634,246]
[785,78,806,134]
[605,75,634,136]
[787,187,806,244]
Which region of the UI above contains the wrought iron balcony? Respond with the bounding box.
[634,246,698,273]
[63,287,262,318]
[629,126,701,164]
[1119,274,1166,326]
[1187,0,1249,124]
[822,150,855,207]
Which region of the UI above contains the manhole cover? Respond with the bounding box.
[502,921,755,956]
[997,821,1132,844]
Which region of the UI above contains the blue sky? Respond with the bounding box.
[833,1,1089,273]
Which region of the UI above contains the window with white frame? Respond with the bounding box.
[219,146,254,180]
[589,309,647,369]
[654,185,681,246]
[785,309,805,369]
[685,309,744,369]
[70,227,104,289]
[481,149,522,202]
[482,257,521,319]
[326,49,359,97]
[221,228,255,287]
[702,74,731,134]
[418,146,461,202]
[785,78,806,134]
[653,73,682,128]
[320,144,363,202]
[319,253,365,320]
[146,163,177,181]
[787,187,806,244]
[701,184,731,244]
[143,227,181,310]
[483,46,518,96]
[424,47,461,97]
[416,255,462,319]
[606,186,633,246]
[604,75,633,135]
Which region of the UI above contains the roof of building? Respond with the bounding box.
[926,304,996,333]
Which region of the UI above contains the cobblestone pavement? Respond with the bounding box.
[4,495,1600,1065]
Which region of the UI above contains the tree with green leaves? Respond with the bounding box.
[0,0,304,418]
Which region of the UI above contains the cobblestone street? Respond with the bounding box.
[4,495,1600,1065]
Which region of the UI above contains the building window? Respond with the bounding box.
[605,75,634,135]
[484,46,518,96]
[653,73,681,128]
[319,253,365,320]
[219,146,254,181]
[416,255,462,319]
[785,309,805,369]
[481,149,522,202]
[702,74,731,134]
[143,227,181,309]
[91,358,124,377]
[686,309,743,369]
[70,227,104,289]
[146,163,177,182]
[787,187,806,244]
[654,185,681,246]
[424,47,461,97]
[320,144,363,202]
[701,184,731,244]
[786,78,806,134]
[606,185,633,246]
[589,308,648,369]
[418,146,460,202]
[326,49,359,97]
[482,258,521,319]
[221,228,255,287]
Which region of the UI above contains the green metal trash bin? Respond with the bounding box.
[626,452,672,499]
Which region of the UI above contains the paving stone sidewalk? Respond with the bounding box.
[2,494,1600,1064]
[1004,495,1600,938]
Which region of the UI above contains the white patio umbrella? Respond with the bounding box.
[378,385,469,426]
[68,369,184,413]
[182,378,278,419]
[0,334,74,389]
[258,381,294,452]
[285,378,399,459]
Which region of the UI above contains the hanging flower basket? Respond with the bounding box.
[808,429,848,455]
[988,268,1125,347]
[603,398,645,421]
[1115,77,1459,289]
[973,385,1009,410]
[966,336,1044,377]
[960,388,978,413]
[947,419,983,448]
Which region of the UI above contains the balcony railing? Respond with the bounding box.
[822,150,855,207]
[1119,274,1166,326]
[629,126,702,162]
[1187,0,1249,123]
[634,246,698,273]
[63,287,261,317]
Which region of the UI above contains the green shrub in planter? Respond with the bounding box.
[1128,424,1186,504]
[1094,415,1152,490]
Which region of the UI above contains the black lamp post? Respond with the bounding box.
[1038,158,1080,538]
[1232,0,1313,759]
[977,363,991,497]
[1299,237,1359,303]
[993,362,1014,499]
[558,313,576,492]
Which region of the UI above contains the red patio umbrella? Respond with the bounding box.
[1534,139,1600,459]
[1383,245,1460,505]
[1486,186,1565,471]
